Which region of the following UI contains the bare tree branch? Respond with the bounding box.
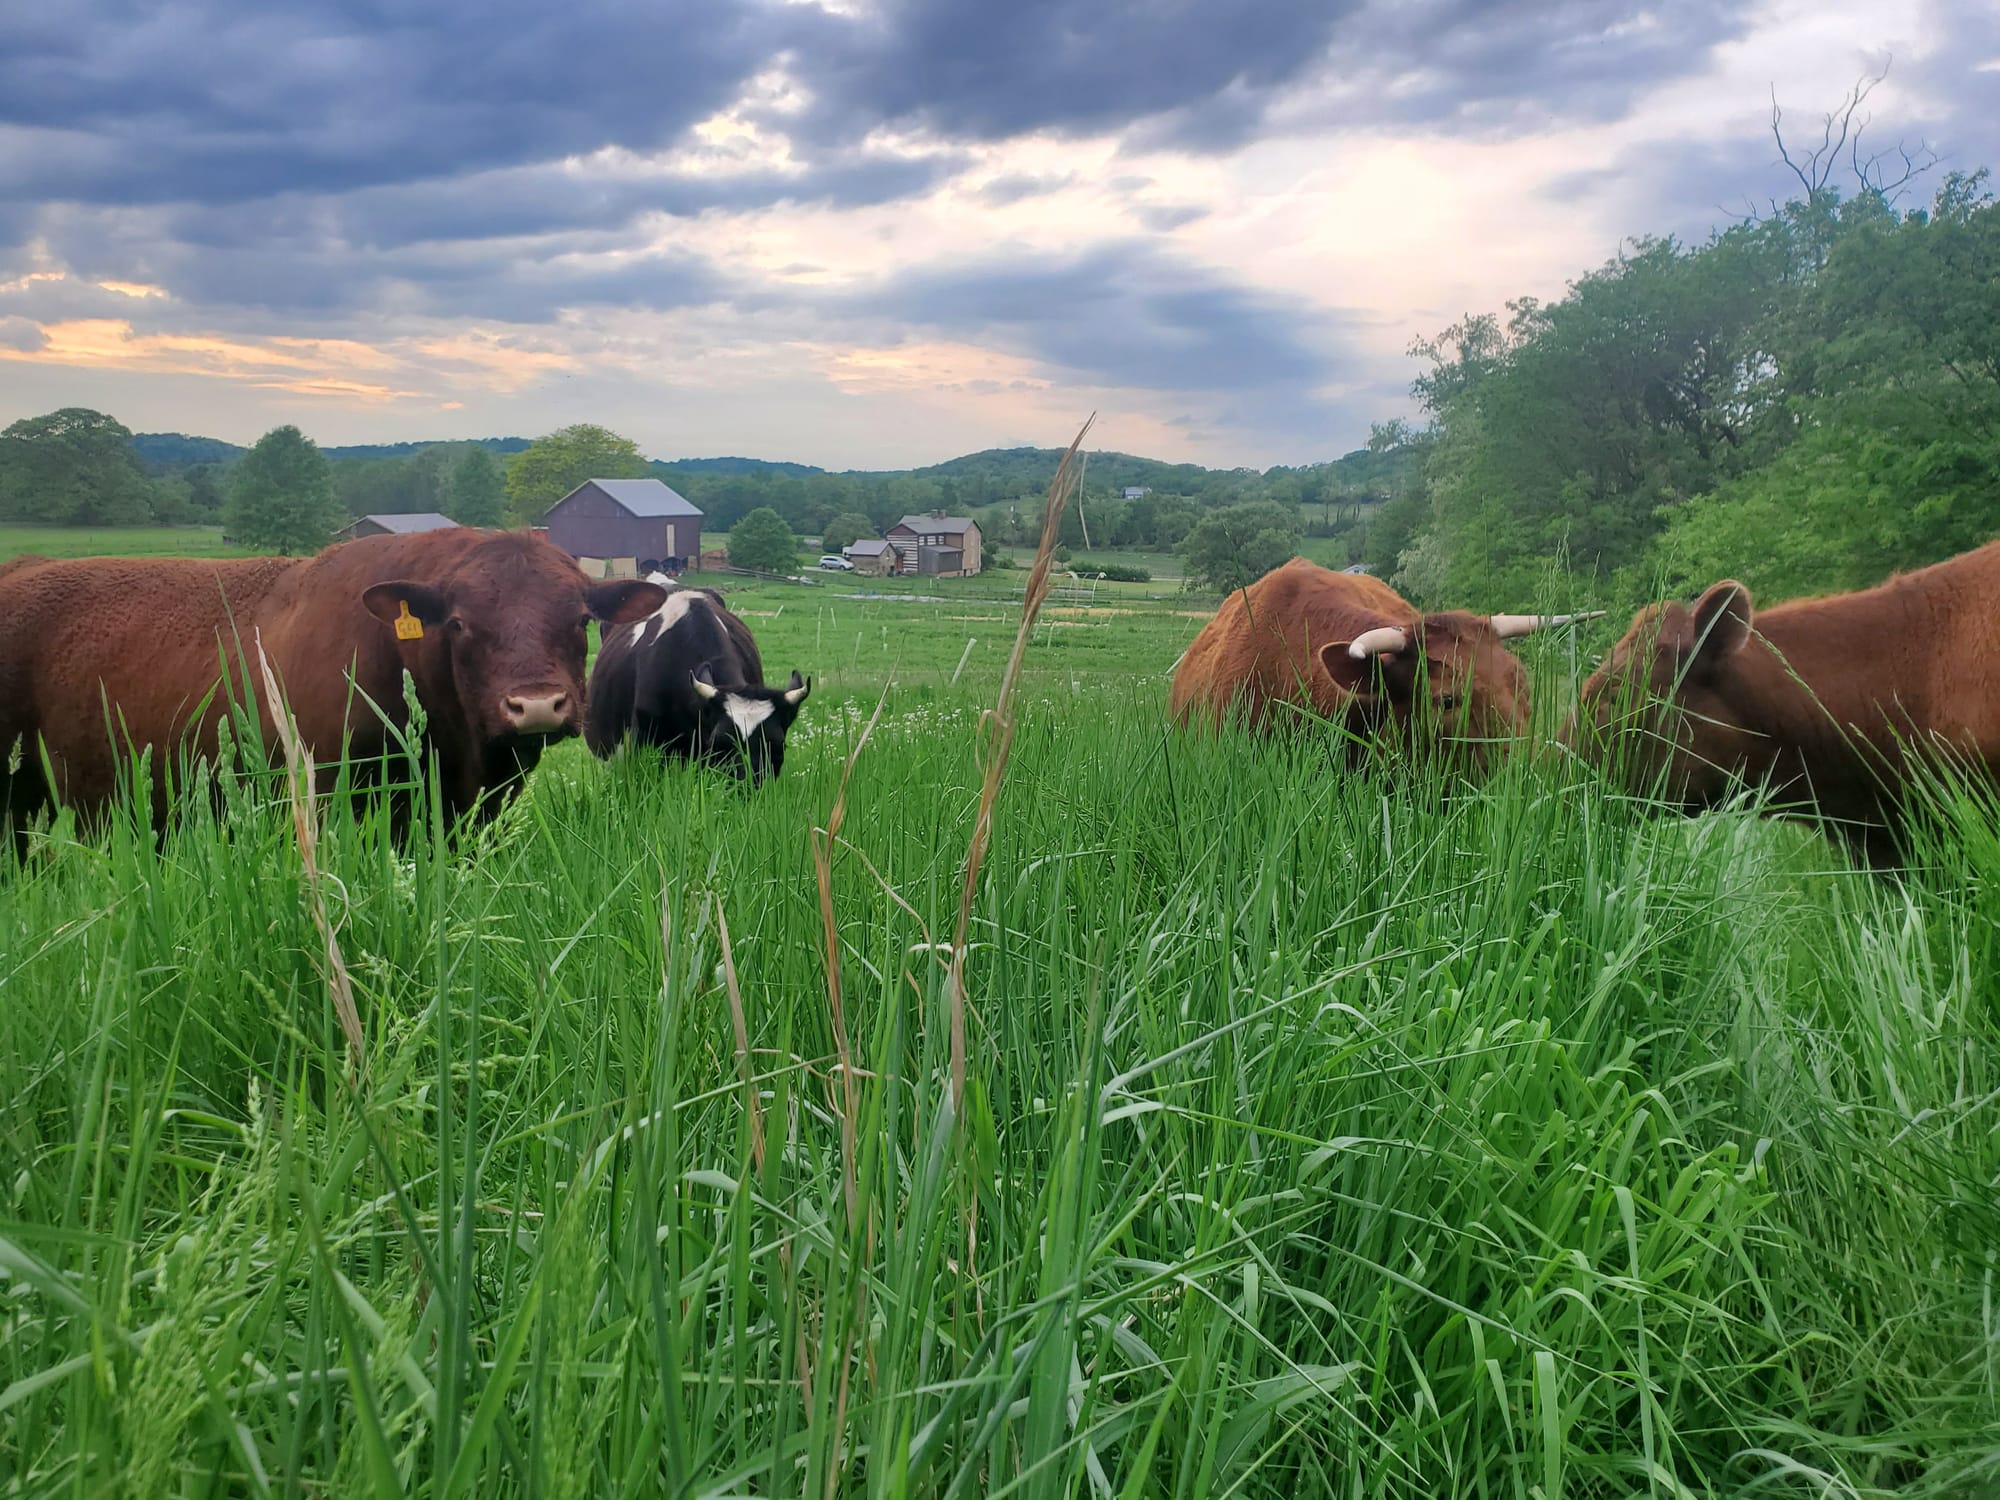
[1771,64,1912,200]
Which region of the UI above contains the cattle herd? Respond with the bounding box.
[3,527,1998,865]
[1173,546,2000,863]
[0,529,811,852]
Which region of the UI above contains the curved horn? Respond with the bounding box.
[1346,625,1410,659]
[783,671,811,706]
[691,664,720,700]
[1489,610,1606,639]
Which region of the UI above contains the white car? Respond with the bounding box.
[817,554,855,571]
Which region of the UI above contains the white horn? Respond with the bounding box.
[1347,625,1410,659]
[1489,610,1606,639]
[691,667,720,700]
[783,671,810,706]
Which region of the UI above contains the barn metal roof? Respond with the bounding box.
[578,478,704,518]
[844,539,893,555]
[350,512,458,534]
[889,513,978,535]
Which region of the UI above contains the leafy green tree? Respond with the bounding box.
[0,407,156,525]
[149,474,193,526]
[1180,502,1302,593]
[728,507,800,573]
[506,424,648,525]
[183,464,226,518]
[224,426,342,554]
[446,445,507,526]
[820,511,875,552]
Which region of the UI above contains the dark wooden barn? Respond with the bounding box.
[544,479,704,576]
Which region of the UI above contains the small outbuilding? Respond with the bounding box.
[884,512,983,577]
[336,511,460,541]
[842,538,896,576]
[544,478,704,577]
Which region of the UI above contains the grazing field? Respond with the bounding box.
[0,523,247,562]
[3,584,1997,1496]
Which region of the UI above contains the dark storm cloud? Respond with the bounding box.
[324,150,969,251]
[1133,203,1209,232]
[23,202,730,326]
[1298,0,1754,136]
[845,240,1349,394]
[0,315,48,352]
[777,0,1356,152]
[0,0,786,206]
[976,173,1078,208]
[2,0,1756,220]
[780,0,1753,155]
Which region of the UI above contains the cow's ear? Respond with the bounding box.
[588,579,668,624]
[691,662,721,701]
[1319,640,1387,696]
[363,582,449,627]
[783,671,810,706]
[1689,580,1752,667]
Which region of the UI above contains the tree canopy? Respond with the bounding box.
[819,511,876,552]
[1180,502,1304,594]
[0,408,161,525]
[728,507,801,574]
[506,425,648,526]
[224,426,343,555]
[446,445,507,527]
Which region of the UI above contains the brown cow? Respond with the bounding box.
[0,529,664,848]
[1168,557,1595,767]
[1567,543,2000,860]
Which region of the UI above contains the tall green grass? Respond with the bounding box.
[3,646,1997,1495]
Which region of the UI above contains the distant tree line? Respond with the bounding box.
[0,406,1411,576]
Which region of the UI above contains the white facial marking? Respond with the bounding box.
[724,695,775,739]
[634,587,701,646]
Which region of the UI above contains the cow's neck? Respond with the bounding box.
[399,644,484,823]
[1715,603,1927,814]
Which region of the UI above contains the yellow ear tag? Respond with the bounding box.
[393,600,424,640]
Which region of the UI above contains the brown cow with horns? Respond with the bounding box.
[0,528,665,848]
[1169,557,1597,767]
[1567,541,2000,862]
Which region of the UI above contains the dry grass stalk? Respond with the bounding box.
[252,630,365,1081]
[947,414,1094,1116]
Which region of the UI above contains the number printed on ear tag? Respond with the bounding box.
[394,600,424,640]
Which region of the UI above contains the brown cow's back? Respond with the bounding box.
[1,554,299,812]
[1749,545,2000,743]
[1170,558,1418,730]
[1572,539,2000,857]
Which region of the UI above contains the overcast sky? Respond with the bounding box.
[2,1,1995,470]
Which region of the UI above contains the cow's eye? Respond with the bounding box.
[445,617,466,635]
[1438,694,1462,711]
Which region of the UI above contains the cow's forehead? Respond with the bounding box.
[450,563,585,612]
[724,695,776,738]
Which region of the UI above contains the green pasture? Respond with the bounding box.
[0,523,248,562]
[1,539,1995,1497]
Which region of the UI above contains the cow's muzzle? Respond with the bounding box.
[500,691,574,736]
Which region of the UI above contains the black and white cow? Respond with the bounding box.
[584,583,811,782]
